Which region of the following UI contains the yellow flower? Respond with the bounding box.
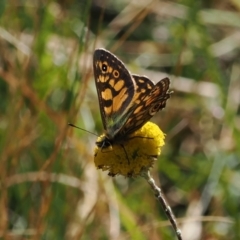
[94,122,165,177]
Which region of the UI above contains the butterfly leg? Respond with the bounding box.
[127,135,154,141]
[120,144,130,164]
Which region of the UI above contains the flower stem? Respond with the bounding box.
[140,169,182,240]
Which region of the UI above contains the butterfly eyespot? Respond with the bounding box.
[113,70,120,78]
[102,63,108,72]
[152,103,161,110]
[149,102,164,115]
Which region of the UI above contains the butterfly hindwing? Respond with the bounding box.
[119,77,171,136]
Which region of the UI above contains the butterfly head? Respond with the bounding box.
[95,134,112,149]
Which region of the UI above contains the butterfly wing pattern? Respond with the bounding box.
[122,77,171,136]
[93,48,171,147]
[93,49,136,139]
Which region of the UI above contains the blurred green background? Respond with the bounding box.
[0,0,240,239]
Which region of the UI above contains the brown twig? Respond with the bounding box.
[141,169,182,240]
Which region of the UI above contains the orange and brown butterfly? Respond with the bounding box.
[93,48,172,150]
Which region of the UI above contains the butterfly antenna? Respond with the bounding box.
[68,123,98,136]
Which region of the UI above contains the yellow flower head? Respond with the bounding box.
[94,122,165,177]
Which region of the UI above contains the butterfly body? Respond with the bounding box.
[93,48,171,149]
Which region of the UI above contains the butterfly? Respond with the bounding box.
[93,48,172,149]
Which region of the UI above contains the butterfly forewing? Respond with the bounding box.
[93,49,136,137]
